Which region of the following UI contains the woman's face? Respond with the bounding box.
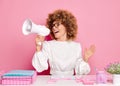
[52,21,67,41]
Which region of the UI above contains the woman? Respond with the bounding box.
[32,9,95,76]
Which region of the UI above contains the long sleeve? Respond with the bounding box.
[75,58,90,75]
[75,44,91,75]
[32,41,51,72]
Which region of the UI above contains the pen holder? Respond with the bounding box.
[96,71,107,84]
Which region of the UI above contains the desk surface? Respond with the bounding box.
[0,75,114,86]
[32,75,113,86]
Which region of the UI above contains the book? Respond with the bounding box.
[1,70,37,85]
[3,70,35,76]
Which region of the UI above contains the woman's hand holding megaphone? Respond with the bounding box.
[35,35,45,52]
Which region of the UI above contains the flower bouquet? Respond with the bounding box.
[105,62,120,74]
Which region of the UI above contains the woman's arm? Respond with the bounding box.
[32,35,49,72]
[75,43,91,75]
[35,35,45,52]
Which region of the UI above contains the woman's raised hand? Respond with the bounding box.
[84,45,96,62]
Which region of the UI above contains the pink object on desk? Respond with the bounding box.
[82,79,95,85]
[96,71,107,84]
[47,75,75,83]
[2,79,32,85]
[1,71,37,85]
[75,75,95,85]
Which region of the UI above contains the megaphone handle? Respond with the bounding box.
[37,42,42,45]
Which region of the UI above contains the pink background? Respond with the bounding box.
[0,0,120,75]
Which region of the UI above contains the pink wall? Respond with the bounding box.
[0,0,120,74]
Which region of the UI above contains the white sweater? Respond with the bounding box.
[32,40,90,75]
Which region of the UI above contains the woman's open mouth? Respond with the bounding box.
[54,31,59,34]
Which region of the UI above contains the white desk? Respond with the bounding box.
[0,75,114,86]
[32,75,114,86]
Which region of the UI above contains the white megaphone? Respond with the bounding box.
[22,19,50,36]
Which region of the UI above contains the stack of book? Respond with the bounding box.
[0,70,6,84]
[1,70,37,85]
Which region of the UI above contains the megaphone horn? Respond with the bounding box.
[22,19,50,36]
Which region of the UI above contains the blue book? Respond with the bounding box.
[3,70,35,76]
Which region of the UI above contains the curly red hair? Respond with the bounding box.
[46,9,78,40]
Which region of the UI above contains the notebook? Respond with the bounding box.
[1,70,37,85]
